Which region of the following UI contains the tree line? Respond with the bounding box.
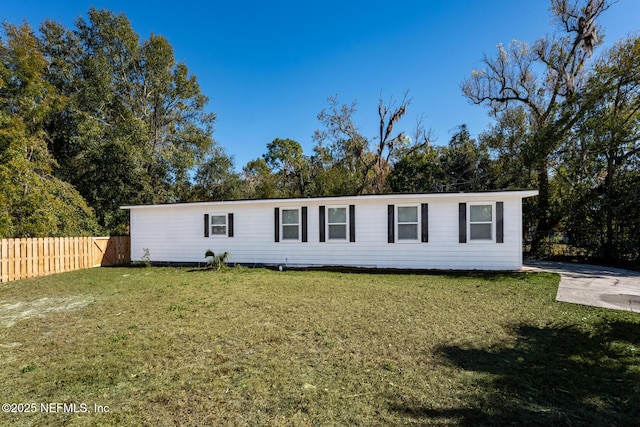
[1,2,638,265]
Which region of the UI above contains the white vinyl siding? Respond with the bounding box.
[125,190,536,270]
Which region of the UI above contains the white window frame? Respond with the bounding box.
[468,202,495,242]
[281,208,301,242]
[209,213,228,237]
[326,205,348,242]
[396,205,420,242]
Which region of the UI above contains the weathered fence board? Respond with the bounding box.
[0,236,130,283]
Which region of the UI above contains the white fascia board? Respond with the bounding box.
[120,190,539,210]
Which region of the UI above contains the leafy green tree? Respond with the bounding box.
[263,138,311,197]
[190,147,243,201]
[313,97,372,195]
[478,107,536,190]
[462,0,610,253]
[562,35,640,261]
[302,143,343,197]
[40,8,218,233]
[0,23,98,237]
[438,125,494,191]
[388,145,441,193]
[242,158,279,199]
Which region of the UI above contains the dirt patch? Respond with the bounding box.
[0,296,92,328]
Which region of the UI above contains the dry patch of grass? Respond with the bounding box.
[0,267,638,426]
[0,296,92,328]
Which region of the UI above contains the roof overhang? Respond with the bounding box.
[121,190,538,210]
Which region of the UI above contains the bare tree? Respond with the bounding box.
[314,92,428,194]
[462,0,610,252]
[373,92,411,192]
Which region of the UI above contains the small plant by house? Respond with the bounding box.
[141,248,151,267]
[205,249,229,270]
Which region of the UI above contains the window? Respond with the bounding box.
[469,204,493,241]
[205,213,233,238]
[397,206,419,240]
[275,207,306,242]
[388,204,427,243]
[327,207,347,240]
[211,214,227,236]
[320,205,354,243]
[281,208,300,240]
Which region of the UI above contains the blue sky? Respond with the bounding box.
[3,0,639,169]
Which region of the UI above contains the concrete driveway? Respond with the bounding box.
[525,261,640,313]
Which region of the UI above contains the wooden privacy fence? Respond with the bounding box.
[0,236,130,283]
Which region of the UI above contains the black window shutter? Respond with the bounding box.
[421,203,429,243]
[301,207,308,242]
[228,213,234,237]
[388,205,395,243]
[496,202,504,243]
[349,205,356,242]
[459,203,467,243]
[274,208,280,242]
[204,214,209,238]
[319,206,325,242]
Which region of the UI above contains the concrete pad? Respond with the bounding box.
[524,261,640,313]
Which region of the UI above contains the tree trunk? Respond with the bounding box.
[604,149,615,260]
[530,163,550,257]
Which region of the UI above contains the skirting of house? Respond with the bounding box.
[122,190,538,271]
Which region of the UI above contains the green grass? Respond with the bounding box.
[0,267,638,426]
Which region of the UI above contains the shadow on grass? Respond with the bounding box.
[123,262,544,281]
[390,320,640,426]
[263,265,540,281]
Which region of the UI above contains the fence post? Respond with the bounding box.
[80,237,86,269]
[70,237,75,271]
[75,237,80,270]
[26,238,33,279]
[43,238,49,277]
[86,237,91,269]
[9,239,15,281]
[14,239,20,282]
[55,238,61,274]
[0,239,7,283]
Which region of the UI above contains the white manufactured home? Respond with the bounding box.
[122,190,538,270]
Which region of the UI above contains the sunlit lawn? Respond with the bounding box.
[1,266,638,426]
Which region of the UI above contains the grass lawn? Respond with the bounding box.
[0,267,638,426]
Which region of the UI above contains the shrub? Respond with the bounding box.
[205,249,229,271]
